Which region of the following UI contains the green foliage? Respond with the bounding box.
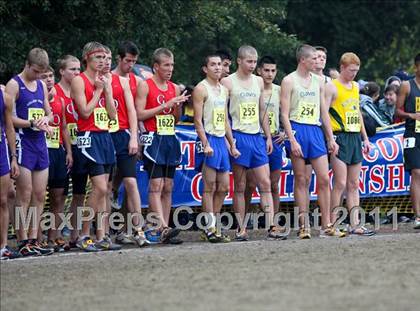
[285,0,420,82]
[1,0,418,86]
[0,0,297,84]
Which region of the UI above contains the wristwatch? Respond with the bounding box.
[29,119,34,129]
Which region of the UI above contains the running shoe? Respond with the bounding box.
[1,246,22,260]
[18,241,38,257]
[267,226,288,240]
[66,240,78,251]
[30,240,54,256]
[349,226,376,236]
[203,227,222,243]
[115,232,135,245]
[234,231,249,242]
[298,227,311,239]
[160,227,181,244]
[132,230,151,247]
[95,236,122,251]
[48,237,66,252]
[144,229,161,244]
[320,224,347,238]
[414,217,420,229]
[215,229,231,243]
[76,236,98,252]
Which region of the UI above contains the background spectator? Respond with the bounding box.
[377,84,399,125]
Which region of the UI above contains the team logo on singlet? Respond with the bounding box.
[157,94,172,114]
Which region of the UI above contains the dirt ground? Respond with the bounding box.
[1,224,419,311]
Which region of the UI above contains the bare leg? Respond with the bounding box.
[270,169,281,214]
[330,154,348,225]
[251,164,274,227]
[232,164,247,234]
[0,174,11,248]
[148,178,166,229]
[310,156,331,229]
[47,187,66,241]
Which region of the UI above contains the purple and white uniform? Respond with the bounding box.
[13,75,49,171]
[0,88,11,177]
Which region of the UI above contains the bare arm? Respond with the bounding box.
[258,78,271,139]
[6,79,32,129]
[281,75,304,158]
[319,81,335,142]
[395,81,416,120]
[121,77,138,155]
[59,97,73,168]
[3,91,19,178]
[71,75,103,119]
[280,76,295,143]
[192,83,209,147]
[173,84,183,123]
[103,74,116,120]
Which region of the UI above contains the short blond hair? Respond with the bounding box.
[340,52,361,67]
[238,45,257,59]
[82,42,105,66]
[27,48,49,68]
[296,44,316,62]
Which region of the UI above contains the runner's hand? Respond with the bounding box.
[230,146,241,159]
[266,137,273,155]
[66,153,73,170]
[291,140,303,158]
[362,139,372,154]
[128,136,138,155]
[327,139,339,156]
[10,158,19,179]
[273,132,287,144]
[165,91,190,109]
[204,144,214,157]
[94,72,105,90]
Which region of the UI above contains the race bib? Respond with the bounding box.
[77,136,92,148]
[139,133,154,146]
[46,126,60,149]
[156,115,175,135]
[28,108,45,131]
[415,97,420,133]
[195,140,204,154]
[239,102,258,125]
[345,111,361,132]
[28,108,44,121]
[268,111,276,134]
[67,123,78,145]
[404,137,416,149]
[94,107,109,130]
[213,108,225,130]
[298,101,316,124]
[109,117,119,133]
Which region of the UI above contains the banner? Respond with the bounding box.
[127,124,409,207]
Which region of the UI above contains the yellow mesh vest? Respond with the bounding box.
[329,80,361,132]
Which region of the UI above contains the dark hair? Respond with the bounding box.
[360,82,380,97]
[415,53,420,65]
[258,55,276,68]
[215,49,232,62]
[201,53,221,67]
[314,46,327,54]
[384,84,399,95]
[117,41,139,59]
